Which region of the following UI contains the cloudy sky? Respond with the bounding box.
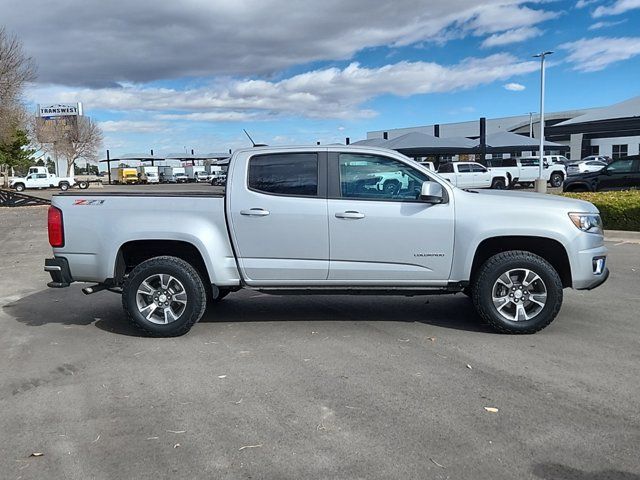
[3,0,640,156]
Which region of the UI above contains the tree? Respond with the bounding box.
[0,129,35,175]
[0,27,37,185]
[35,116,104,176]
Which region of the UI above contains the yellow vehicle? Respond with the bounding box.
[110,167,139,184]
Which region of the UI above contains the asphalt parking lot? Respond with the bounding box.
[1,206,639,480]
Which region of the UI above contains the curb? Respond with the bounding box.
[605,230,640,244]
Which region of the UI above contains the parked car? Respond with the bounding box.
[45,145,608,337]
[563,157,640,192]
[581,155,609,164]
[437,162,508,189]
[566,160,607,176]
[175,172,189,183]
[487,157,566,188]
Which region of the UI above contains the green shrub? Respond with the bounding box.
[560,190,640,231]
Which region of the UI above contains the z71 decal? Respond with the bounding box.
[73,199,105,206]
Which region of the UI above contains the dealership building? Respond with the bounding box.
[366,96,640,161]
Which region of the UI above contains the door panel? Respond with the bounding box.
[328,153,454,283]
[228,152,329,282]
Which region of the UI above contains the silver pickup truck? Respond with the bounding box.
[45,146,609,336]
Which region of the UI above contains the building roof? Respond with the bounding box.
[478,131,564,149]
[555,96,640,126]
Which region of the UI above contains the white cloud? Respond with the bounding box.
[3,0,559,86]
[481,27,543,47]
[504,82,526,91]
[593,0,640,16]
[28,54,539,120]
[99,120,167,133]
[588,19,627,29]
[561,36,640,71]
[576,0,599,8]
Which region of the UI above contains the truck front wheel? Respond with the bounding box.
[122,256,207,337]
[491,178,506,189]
[14,183,25,192]
[471,251,563,334]
[550,172,564,188]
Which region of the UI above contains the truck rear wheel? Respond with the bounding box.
[78,181,89,189]
[59,182,70,191]
[122,256,207,337]
[471,251,563,334]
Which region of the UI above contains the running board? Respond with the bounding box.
[251,283,466,297]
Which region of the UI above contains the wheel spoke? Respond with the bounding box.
[492,296,510,311]
[173,292,187,304]
[164,307,178,324]
[515,303,529,321]
[529,293,547,308]
[523,270,541,287]
[496,273,513,288]
[140,303,158,320]
[160,274,171,290]
[137,280,154,296]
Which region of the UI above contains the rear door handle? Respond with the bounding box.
[240,208,270,216]
[335,211,365,219]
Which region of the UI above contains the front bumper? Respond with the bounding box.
[572,245,609,290]
[44,257,73,288]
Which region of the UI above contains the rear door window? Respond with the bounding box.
[248,153,319,196]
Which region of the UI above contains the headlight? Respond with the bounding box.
[568,212,603,234]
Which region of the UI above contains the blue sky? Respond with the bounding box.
[7,0,640,157]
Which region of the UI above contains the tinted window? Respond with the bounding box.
[248,153,318,196]
[457,164,472,173]
[339,153,429,201]
[470,164,486,172]
[438,163,454,173]
[36,174,48,178]
[520,158,539,167]
[606,159,634,173]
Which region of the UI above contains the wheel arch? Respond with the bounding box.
[469,236,572,288]
[115,240,212,294]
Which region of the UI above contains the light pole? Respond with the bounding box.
[528,112,534,138]
[533,51,553,193]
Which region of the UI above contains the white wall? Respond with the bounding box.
[590,135,640,157]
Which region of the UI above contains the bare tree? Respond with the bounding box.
[0,27,36,143]
[0,27,37,184]
[35,116,103,176]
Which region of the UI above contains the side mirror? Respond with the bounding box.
[420,181,444,203]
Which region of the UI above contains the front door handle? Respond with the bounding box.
[240,208,270,216]
[335,211,365,219]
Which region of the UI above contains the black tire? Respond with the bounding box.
[383,180,400,195]
[565,184,589,193]
[471,251,563,334]
[14,183,25,192]
[491,178,506,189]
[550,172,564,188]
[122,256,207,337]
[59,182,70,191]
[78,181,89,189]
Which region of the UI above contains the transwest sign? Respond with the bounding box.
[38,103,83,117]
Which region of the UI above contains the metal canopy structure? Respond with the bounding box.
[474,131,567,153]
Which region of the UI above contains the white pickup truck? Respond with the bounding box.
[45,146,608,337]
[488,157,566,188]
[10,172,88,192]
[437,162,508,189]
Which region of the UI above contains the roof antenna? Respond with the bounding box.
[243,129,267,147]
